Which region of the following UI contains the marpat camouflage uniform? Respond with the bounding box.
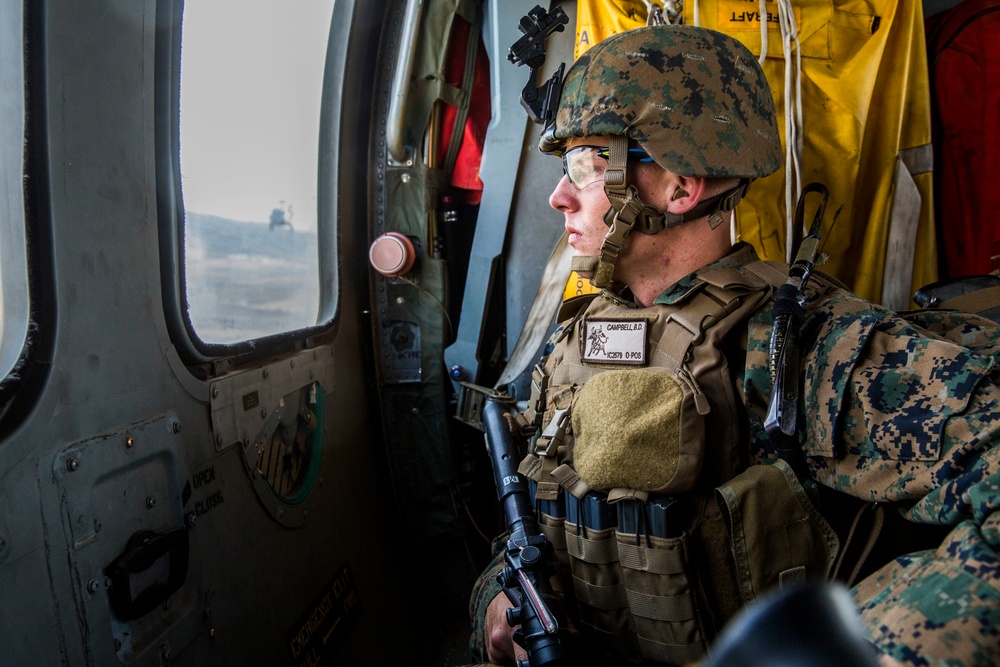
[470,243,1000,666]
[471,21,999,667]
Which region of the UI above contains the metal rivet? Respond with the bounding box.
[125,435,135,448]
[211,386,219,398]
[262,369,269,379]
[66,458,79,472]
[87,579,100,594]
[94,520,102,533]
[260,409,267,419]
[170,420,180,434]
[146,497,156,509]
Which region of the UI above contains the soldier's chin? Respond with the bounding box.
[576,270,595,279]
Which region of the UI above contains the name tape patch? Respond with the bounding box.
[581,318,649,365]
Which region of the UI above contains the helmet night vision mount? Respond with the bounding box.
[507,5,569,129]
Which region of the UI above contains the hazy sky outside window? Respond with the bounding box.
[180,1,335,230]
[179,0,335,344]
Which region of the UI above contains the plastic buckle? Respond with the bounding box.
[535,408,570,456]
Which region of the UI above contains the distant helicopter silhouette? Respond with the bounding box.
[269,202,294,231]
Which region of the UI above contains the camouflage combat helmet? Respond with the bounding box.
[540,25,782,289]
[541,25,781,179]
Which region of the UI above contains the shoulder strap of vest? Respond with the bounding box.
[653,266,775,373]
[738,260,792,289]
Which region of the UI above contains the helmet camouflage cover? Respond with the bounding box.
[542,25,782,180]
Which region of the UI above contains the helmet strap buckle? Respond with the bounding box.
[592,135,670,288]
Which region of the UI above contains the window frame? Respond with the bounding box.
[0,0,56,421]
[154,0,345,364]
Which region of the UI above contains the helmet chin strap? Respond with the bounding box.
[580,134,751,289]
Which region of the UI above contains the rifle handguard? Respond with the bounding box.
[483,398,573,666]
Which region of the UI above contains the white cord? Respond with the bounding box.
[758,0,769,65]
[777,0,803,262]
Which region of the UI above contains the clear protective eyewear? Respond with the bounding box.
[560,145,655,190]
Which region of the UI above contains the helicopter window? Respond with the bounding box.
[177,0,335,345]
[0,0,29,379]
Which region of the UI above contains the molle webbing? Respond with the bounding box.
[519,261,782,663]
[617,540,687,574]
[617,531,706,663]
[627,590,696,622]
[566,525,620,565]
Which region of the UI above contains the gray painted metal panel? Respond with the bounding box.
[0,0,425,665]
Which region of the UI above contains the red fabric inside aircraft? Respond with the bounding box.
[440,17,490,205]
[927,0,1000,277]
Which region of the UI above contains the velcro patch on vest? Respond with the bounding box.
[580,318,649,365]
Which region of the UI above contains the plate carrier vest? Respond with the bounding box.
[514,260,839,664]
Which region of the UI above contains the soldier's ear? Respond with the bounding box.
[665,177,706,215]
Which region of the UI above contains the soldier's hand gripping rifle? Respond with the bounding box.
[482,397,572,666]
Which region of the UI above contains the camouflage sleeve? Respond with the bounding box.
[468,550,506,663]
[845,380,1000,666]
[853,496,1000,666]
[743,287,1000,664]
[794,294,1000,665]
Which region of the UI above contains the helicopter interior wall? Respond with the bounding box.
[0,0,424,665]
[0,0,983,665]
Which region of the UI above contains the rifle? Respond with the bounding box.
[482,397,572,666]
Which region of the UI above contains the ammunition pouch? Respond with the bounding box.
[518,258,842,663]
[716,459,839,603]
